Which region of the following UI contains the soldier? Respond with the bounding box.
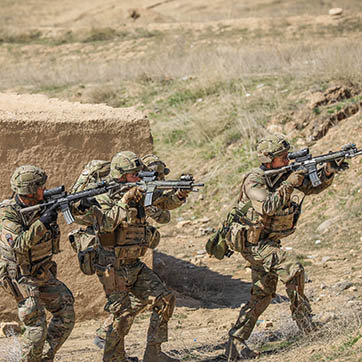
[224,134,348,360]
[93,154,173,354]
[141,153,172,224]
[76,151,189,362]
[0,165,75,362]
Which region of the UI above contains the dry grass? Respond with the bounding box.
[164,302,362,361]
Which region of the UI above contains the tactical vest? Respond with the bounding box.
[0,199,60,278]
[238,168,299,241]
[99,220,154,261]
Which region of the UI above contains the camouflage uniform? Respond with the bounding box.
[75,152,186,362]
[225,135,337,360]
[0,166,75,362]
[94,154,173,351]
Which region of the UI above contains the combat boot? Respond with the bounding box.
[225,337,259,361]
[143,343,180,362]
[93,337,139,361]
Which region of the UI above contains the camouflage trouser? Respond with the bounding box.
[229,239,313,341]
[96,259,175,362]
[17,275,75,362]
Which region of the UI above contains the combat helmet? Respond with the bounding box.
[141,154,170,178]
[257,134,290,163]
[10,165,48,195]
[110,151,143,179]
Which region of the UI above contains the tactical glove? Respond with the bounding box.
[175,189,191,200]
[286,169,306,187]
[39,204,58,228]
[77,197,100,212]
[121,187,143,205]
[324,158,349,175]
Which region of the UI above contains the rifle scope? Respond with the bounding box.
[288,148,309,160]
[44,185,65,199]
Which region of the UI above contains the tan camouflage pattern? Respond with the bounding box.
[0,198,74,362]
[10,165,47,195]
[110,151,144,179]
[256,134,290,163]
[18,273,75,362]
[229,166,334,341]
[77,189,181,361]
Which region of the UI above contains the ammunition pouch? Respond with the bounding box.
[206,229,230,260]
[0,261,24,302]
[146,226,160,249]
[69,228,98,275]
[100,223,157,259]
[78,248,97,275]
[114,244,148,260]
[206,205,262,259]
[261,202,298,240]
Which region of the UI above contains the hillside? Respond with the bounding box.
[0,0,361,361]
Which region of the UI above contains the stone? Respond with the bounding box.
[259,320,273,329]
[322,256,331,263]
[334,281,353,292]
[329,8,343,16]
[198,227,215,236]
[177,220,192,228]
[316,218,338,234]
[319,312,336,324]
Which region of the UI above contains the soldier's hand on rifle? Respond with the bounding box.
[121,187,143,205]
[175,188,191,200]
[286,169,306,187]
[39,203,58,228]
[324,158,349,175]
[77,197,100,212]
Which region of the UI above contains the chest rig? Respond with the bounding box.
[238,168,302,241]
[0,200,60,277]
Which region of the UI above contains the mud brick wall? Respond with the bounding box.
[0,93,153,321]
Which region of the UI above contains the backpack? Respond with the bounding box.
[206,201,259,260]
[71,160,111,193]
[69,160,111,275]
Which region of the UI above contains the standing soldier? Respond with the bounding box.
[93,154,173,353]
[220,134,348,360]
[0,166,75,362]
[74,151,189,362]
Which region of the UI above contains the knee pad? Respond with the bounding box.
[18,297,45,326]
[252,272,278,297]
[153,292,175,322]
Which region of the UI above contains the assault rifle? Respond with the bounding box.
[19,173,204,225]
[264,143,362,187]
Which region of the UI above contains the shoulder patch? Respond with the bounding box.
[5,234,14,247]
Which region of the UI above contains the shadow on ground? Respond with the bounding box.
[154,251,251,309]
